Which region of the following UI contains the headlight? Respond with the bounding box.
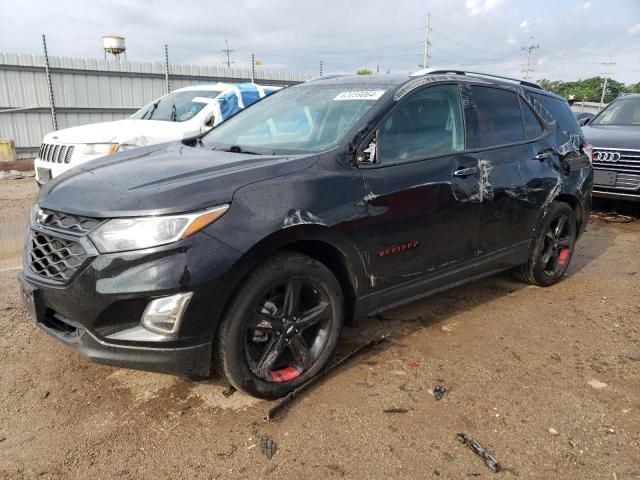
[79,143,119,156]
[89,205,229,253]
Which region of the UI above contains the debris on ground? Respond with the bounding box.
[457,433,502,473]
[590,211,634,223]
[548,427,559,436]
[588,379,608,389]
[0,170,34,180]
[433,385,446,400]
[222,385,236,398]
[265,334,388,421]
[260,436,277,459]
[408,361,419,369]
[383,407,410,414]
[216,445,237,458]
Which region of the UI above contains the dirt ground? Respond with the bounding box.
[1,177,639,479]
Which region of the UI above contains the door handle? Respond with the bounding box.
[453,167,478,177]
[534,151,555,161]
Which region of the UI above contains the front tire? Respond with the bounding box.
[515,202,577,287]
[216,252,344,399]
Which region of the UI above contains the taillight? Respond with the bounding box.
[581,143,593,163]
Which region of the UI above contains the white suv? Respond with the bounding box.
[34,83,280,185]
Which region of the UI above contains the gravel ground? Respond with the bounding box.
[0,178,639,479]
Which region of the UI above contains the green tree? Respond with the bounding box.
[356,69,373,75]
[538,77,637,103]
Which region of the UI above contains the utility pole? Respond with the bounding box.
[521,36,540,80]
[164,44,170,94]
[422,13,431,68]
[319,60,323,76]
[599,56,616,109]
[376,65,380,75]
[42,34,57,130]
[222,40,235,69]
[251,53,255,83]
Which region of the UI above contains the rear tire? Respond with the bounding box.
[514,202,577,287]
[216,251,344,399]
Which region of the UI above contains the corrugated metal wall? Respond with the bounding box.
[0,53,313,157]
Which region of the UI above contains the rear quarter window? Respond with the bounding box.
[529,93,582,141]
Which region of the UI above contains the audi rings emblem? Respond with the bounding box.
[594,151,621,162]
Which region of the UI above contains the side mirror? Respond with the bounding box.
[356,131,378,165]
[578,117,590,126]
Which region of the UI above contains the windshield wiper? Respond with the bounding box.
[224,145,261,155]
[170,101,177,122]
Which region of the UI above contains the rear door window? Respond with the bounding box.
[520,99,543,139]
[466,86,524,148]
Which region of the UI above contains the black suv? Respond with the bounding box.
[581,93,640,201]
[19,70,593,398]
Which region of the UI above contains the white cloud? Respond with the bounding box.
[580,2,591,10]
[465,0,503,16]
[507,34,518,45]
[628,23,640,34]
[519,18,541,31]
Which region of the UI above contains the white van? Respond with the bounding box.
[34,83,280,185]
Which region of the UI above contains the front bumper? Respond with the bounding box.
[18,231,244,377]
[593,189,640,202]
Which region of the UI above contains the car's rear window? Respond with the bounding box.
[529,93,582,140]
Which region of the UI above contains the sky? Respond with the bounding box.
[1,0,639,83]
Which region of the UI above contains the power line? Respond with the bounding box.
[429,28,521,55]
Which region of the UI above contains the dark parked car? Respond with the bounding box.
[19,70,593,398]
[575,111,595,125]
[581,93,640,201]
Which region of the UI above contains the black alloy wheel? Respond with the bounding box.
[217,252,343,399]
[245,277,332,383]
[514,202,577,287]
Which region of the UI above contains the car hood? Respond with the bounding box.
[38,142,317,217]
[581,125,640,150]
[43,119,197,146]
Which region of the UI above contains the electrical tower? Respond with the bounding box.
[222,40,235,69]
[422,13,431,68]
[599,56,616,109]
[521,36,540,80]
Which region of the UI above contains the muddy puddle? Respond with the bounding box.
[0,208,28,271]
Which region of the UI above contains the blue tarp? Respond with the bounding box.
[218,83,278,121]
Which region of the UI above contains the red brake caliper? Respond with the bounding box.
[270,366,302,383]
[558,248,571,266]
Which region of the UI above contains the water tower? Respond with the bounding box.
[103,35,126,61]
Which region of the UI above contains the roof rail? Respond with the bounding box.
[410,67,543,90]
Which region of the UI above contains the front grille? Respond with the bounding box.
[28,231,87,282]
[38,209,102,234]
[38,143,74,163]
[593,148,640,191]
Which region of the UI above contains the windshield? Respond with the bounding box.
[201,84,388,154]
[591,98,640,126]
[131,90,222,122]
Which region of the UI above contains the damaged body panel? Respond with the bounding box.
[18,72,592,397]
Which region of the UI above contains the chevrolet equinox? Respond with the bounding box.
[19,69,593,398]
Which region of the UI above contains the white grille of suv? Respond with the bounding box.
[38,143,74,163]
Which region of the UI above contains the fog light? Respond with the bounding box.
[141,292,193,335]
